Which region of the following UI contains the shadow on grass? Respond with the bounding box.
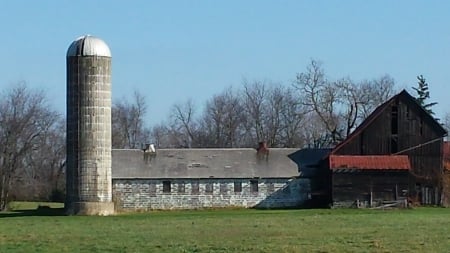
[0,206,65,218]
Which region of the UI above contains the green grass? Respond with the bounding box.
[6,201,64,211]
[1,203,450,252]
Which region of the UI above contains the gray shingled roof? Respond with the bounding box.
[112,148,299,179]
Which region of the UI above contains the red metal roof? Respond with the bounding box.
[329,155,411,170]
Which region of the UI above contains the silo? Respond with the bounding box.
[66,35,114,215]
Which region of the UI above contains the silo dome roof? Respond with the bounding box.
[67,35,111,57]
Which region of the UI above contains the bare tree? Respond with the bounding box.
[278,87,307,147]
[149,123,170,149]
[302,113,332,148]
[112,91,150,149]
[200,87,245,147]
[0,83,59,210]
[18,119,65,201]
[169,99,198,148]
[264,85,285,147]
[294,60,342,145]
[334,77,361,137]
[294,60,397,147]
[359,75,396,118]
[242,80,269,145]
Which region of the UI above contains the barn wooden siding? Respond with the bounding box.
[332,170,410,208]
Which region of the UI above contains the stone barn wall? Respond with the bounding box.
[112,178,310,211]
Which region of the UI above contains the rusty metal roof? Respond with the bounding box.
[67,35,111,57]
[329,155,411,171]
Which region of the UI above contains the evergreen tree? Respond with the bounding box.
[412,75,437,115]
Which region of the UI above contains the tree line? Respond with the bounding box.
[0,59,445,210]
[123,60,397,149]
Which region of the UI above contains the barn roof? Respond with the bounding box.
[332,90,447,155]
[329,155,411,171]
[112,148,300,179]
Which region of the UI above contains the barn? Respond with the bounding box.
[294,90,447,207]
[111,148,310,211]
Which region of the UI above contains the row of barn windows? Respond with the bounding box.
[161,180,268,194]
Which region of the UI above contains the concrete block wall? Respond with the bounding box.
[112,178,310,211]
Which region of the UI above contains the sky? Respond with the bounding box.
[0,1,449,126]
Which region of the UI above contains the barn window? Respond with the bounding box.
[267,183,274,193]
[205,182,213,194]
[191,181,199,194]
[149,183,156,193]
[162,181,171,193]
[250,179,259,193]
[234,181,242,192]
[391,106,398,135]
[220,183,228,193]
[178,182,185,193]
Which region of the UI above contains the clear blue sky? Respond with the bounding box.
[0,1,449,126]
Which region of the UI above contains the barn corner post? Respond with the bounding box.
[65,35,114,215]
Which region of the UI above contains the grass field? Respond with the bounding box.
[1,203,450,252]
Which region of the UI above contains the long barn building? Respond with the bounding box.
[112,148,310,211]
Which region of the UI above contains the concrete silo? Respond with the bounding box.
[66,35,114,215]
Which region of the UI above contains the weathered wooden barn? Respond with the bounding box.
[111,148,310,211]
[298,90,447,207]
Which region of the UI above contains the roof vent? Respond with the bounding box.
[143,144,156,164]
[143,144,156,153]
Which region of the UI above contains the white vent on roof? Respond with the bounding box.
[143,143,156,153]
